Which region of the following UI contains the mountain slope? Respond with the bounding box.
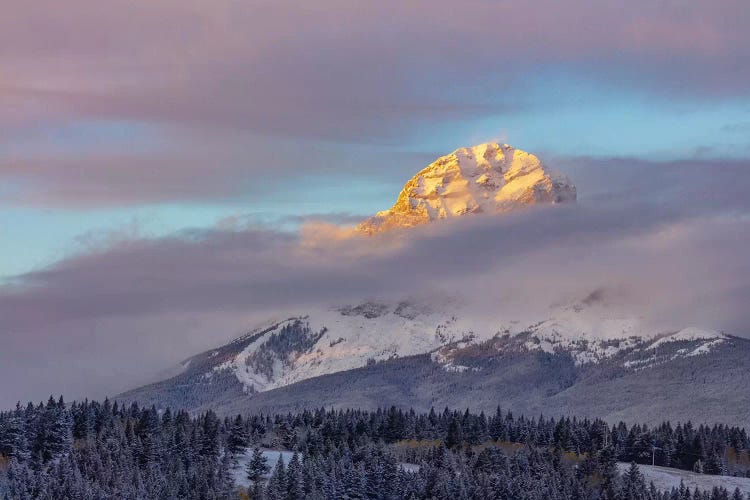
[357,142,576,234]
[118,292,743,426]
[615,463,750,495]
[120,333,750,427]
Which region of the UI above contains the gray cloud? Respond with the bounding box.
[556,156,750,212]
[1,155,750,407]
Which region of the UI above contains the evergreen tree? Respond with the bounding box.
[286,452,303,500]
[445,416,463,450]
[246,446,270,483]
[620,462,647,500]
[228,414,250,455]
[2,397,750,499]
[266,454,287,500]
[0,405,29,460]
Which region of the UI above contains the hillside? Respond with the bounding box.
[119,328,750,428]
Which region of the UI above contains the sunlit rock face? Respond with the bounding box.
[357,142,576,234]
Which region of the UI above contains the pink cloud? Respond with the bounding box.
[1,0,749,206]
[3,0,748,135]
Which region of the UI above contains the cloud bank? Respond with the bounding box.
[1,155,750,407]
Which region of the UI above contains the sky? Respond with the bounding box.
[2,0,750,407]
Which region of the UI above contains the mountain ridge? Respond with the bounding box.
[118,330,750,428]
[117,292,741,425]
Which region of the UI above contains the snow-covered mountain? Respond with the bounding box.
[120,290,731,417]
[118,143,745,425]
[216,295,726,392]
[357,142,576,234]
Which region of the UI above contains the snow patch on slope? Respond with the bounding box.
[616,463,750,495]
[526,312,644,365]
[621,328,727,370]
[647,327,727,350]
[432,298,729,373]
[211,299,488,393]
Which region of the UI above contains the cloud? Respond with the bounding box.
[217,212,367,232]
[1,155,750,407]
[3,0,750,406]
[555,156,750,211]
[2,0,750,206]
[0,138,430,207]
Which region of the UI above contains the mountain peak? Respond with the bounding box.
[357,142,576,234]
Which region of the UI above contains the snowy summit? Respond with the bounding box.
[357,142,576,234]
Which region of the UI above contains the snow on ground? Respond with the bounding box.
[617,463,750,494]
[399,463,421,473]
[234,456,750,492]
[233,449,295,489]
[647,328,727,351]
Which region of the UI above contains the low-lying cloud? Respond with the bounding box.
[1,155,750,407]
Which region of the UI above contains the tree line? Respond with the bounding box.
[1,397,749,499]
